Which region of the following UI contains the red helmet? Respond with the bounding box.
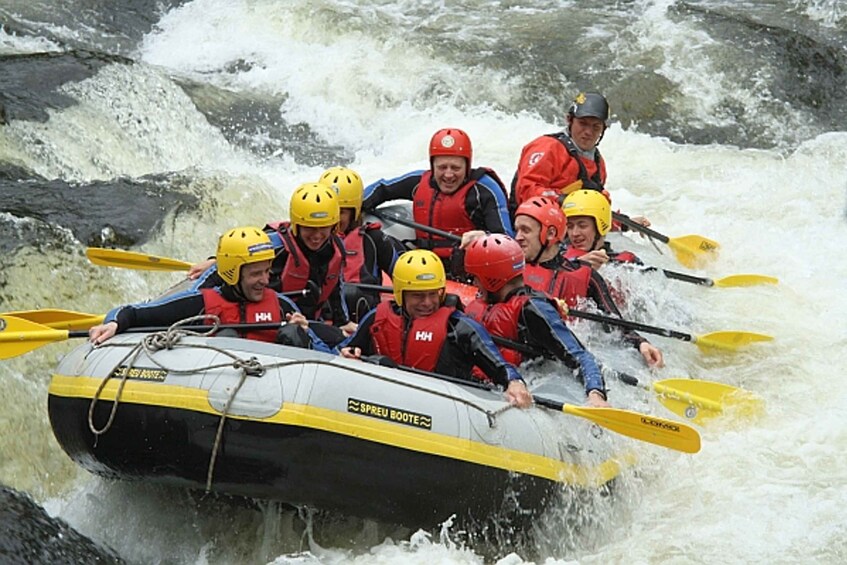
[429,128,472,168]
[464,234,525,293]
[514,197,566,246]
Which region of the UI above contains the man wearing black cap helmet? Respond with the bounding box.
[509,92,611,214]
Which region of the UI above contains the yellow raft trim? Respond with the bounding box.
[50,374,634,487]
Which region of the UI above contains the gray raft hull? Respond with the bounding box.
[49,334,627,528]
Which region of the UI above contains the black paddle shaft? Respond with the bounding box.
[567,307,694,342]
[612,211,669,243]
[370,209,461,243]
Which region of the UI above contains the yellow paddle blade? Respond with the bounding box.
[562,404,701,454]
[653,378,765,425]
[713,274,779,288]
[694,330,773,352]
[86,248,192,271]
[668,235,720,269]
[4,309,104,330]
[0,316,71,360]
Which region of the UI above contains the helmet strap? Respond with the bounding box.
[530,243,547,265]
[591,232,602,250]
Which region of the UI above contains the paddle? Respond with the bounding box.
[532,396,700,453]
[0,315,299,360]
[650,268,779,288]
[4,309,105,330]
[491,334,762,424]
[362,354,700,453]
[368,209,461,243]
[583,258,778,289]
[612,211,719,269]
[560,305,772,352]
[86,248,193,271]
[345,282,773,352]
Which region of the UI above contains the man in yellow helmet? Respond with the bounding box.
[339,250,532,408]
[561,189,643,267]
[318,166,404,321]
[190,183,356,344]
[88,227,329,351]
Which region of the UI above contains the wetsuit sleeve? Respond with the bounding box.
[467,173,515,237]
[336,309,377,355]
[110,292,207,332]
[449,313,523,388]
[274,294,333,353]
[523,297,606,396]
[585,269,648,350]
[327,278,351,327]
[513,136,572,205]
[361,171,424,211]
[367,228,402,276]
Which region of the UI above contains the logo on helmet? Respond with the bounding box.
[309,211,329,219]
[415,273,436,281]
[574,92,587,105]
[247,242,273,255]
[440,135,455,148]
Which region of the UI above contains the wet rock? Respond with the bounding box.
[0,173,200,252]
[0,485,124,564]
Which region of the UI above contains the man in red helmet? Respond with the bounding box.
[450,198,665,368]
[463,233,609,407]
[361,128,513,277]
[510,197,664,368]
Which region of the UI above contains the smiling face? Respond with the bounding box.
[432,155,467,194]
[513,215,545,260]
[569,116,605,152]
[567,216,599,251]
[238,260,271,302]
[297,224,334,251]
[402,289,444,319]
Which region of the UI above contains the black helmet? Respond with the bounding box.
[568,92,610,125]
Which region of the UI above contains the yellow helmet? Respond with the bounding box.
[289,182,340,235]
[561,189,612,236]
[216,226,275,286]
[318,167,364,221]
[391,250,446,306]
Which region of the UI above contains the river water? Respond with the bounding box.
[1,0,846,563]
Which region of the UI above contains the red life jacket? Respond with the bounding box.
[342,222,381,284]
[200,287,281,342]
[549,132,606,190]
[464,295,529,368]
[523,262,591,308]
[565,244,640,265]
[611,250,640,264]
[266,222,345,310]
[370,302,454,372]
[412,171,477,260]
[563,246,586,261]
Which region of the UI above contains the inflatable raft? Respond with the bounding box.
[48,332,630,528]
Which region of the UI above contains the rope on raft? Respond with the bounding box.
[85,315,508,492]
